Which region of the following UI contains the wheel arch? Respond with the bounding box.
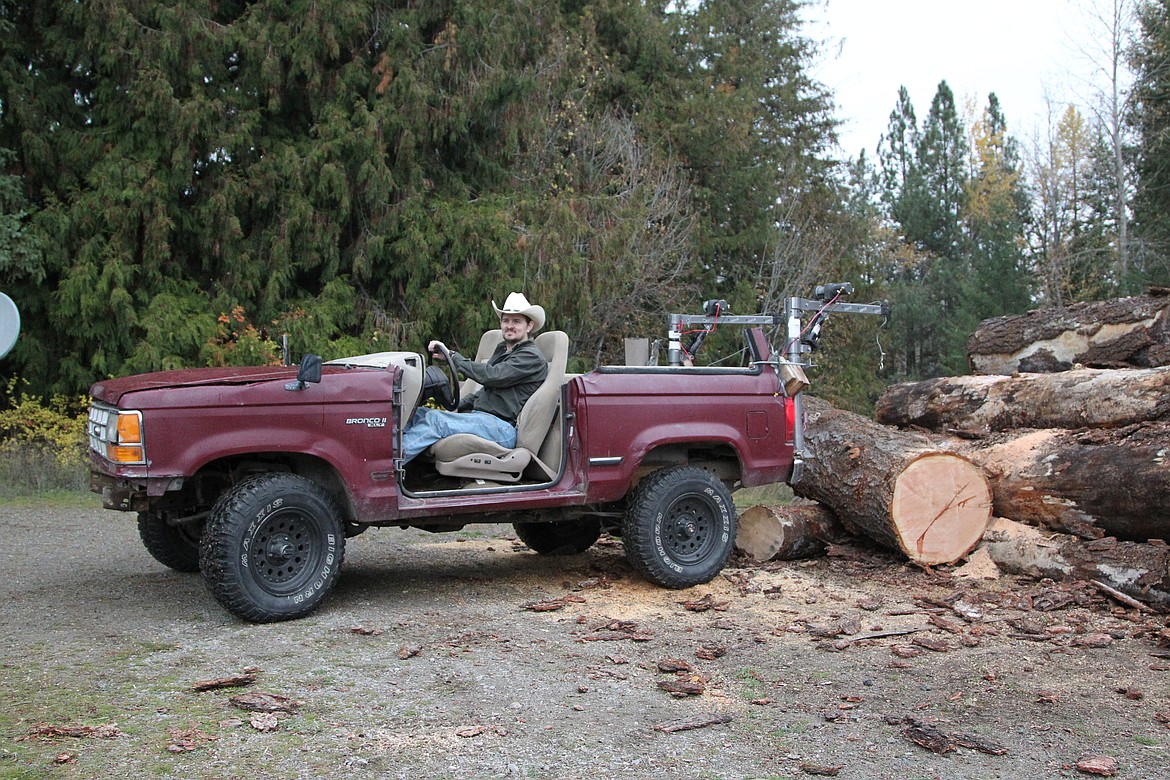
[629,441,743,491]
[172,452,356,525]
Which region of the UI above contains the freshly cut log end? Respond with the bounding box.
[794,396,994,566]
[735,503,847,562]
[890,453,993,566]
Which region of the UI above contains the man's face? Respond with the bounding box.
[500,314,534,345]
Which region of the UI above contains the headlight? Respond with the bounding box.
[89,404,146,465]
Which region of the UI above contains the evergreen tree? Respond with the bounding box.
[963,94,1030,325]
[876,82,971,379]
[1128,0,1170,287]
[0,0,843,394]
[916,81,968,258]
[663,0,837,311]
[877,86,922,239]
[874,84,1031,378]
[1030,105,1119,305]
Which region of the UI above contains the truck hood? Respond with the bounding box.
[91,365,304,405]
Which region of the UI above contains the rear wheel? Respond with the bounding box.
[199,473,345,623]
[138,510,202,573]
[513,518,602,555]
[622,466,737,589]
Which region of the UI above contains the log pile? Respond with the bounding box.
[966,287,1170,374]
[982,518,1170,611]
[791,397,992,567]
[737,289,1170,611]
[873,366,1170,432]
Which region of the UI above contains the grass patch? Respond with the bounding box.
[734,667,767,700]
[0,444,88,500]
[0,755,55,780]
[0,489,96,509]
[734,482,793,509]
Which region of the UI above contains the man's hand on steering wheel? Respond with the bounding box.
[425,340,461,411]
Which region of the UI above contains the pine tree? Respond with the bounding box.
[0,0,844,394]
[963,94,1030,323]
[916,81,969,258]
[874,83,968,379]
[1128,0,1170,287]
[663,0,837,311]
[878,87,924,238]
[1030,104,1119,305]
[874,85,1031,378]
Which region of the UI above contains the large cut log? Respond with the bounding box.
[955,422,1170,541]
[735,503,849,562]
[982,517,1170,611]
[966,289,1170,375]
[875,366,1170,432]
[794,397,992,566]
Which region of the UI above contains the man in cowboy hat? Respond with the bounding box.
[400,292,549,463]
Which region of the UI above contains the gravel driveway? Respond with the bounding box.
[2,497,1168,779]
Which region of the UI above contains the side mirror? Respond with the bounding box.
[285,354,323,391]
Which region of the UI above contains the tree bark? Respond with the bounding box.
[954,422,1170,541]
[982,517,1170,611]
[966,290,1170,375]
[794,397,992,566]
[875,366,1170,432]
[735,503,848,562]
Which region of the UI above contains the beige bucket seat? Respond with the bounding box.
[431,330,569,483]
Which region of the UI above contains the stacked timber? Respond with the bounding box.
[737,291,1170,610]
[790,397,992,567]
[965,287,1169,375]
[874,367,1170,542]
[873,366,1170,433]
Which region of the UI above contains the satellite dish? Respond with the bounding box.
[0,292,20,359]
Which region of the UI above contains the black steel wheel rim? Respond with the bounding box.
[249,509,323,596]
[661,495,718,564]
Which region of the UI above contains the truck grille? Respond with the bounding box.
[88,403,115,453]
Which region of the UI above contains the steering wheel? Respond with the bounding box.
[426,341,461,411]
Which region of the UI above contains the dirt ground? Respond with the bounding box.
[2,497,1169,780]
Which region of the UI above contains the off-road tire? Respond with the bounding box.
[199,473,345,623]
[621,466,736,589]
[514,518,602,555]
[138,510,202,573]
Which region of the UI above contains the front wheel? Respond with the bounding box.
[514,518,602,555]
[138,510,202,573]
[199,473,346,623]
[622,466,737,589]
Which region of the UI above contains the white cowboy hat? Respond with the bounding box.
[492,292,545,333]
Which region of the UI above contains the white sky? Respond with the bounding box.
[805,0,1106,159]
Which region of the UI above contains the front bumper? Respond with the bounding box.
[89,468,182,512]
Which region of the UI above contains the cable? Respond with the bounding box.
[782,291,842,356]
[678,302,723,363]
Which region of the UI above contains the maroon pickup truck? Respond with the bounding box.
[89,287,883,622]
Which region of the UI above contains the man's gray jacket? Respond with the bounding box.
[452,340,548,426]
